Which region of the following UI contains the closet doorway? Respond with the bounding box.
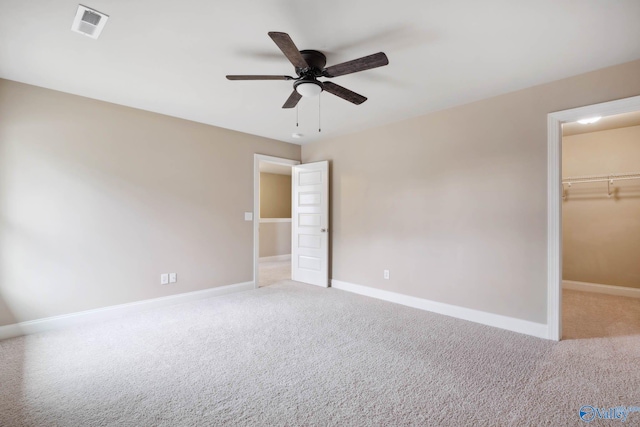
[560,111,640,339]
[547,95,640,341]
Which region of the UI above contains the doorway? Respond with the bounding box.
[253,155,299,287]
[253,154,330,289]
[561,112,640,339]
[547,95,640,341]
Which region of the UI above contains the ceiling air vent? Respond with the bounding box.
[71,5,109,39]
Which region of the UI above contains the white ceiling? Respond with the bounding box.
[1,1,640,145]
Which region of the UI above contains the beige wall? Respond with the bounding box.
[562,125,640,288]
[259,173,291,218]
[259,222,292,258]
[0,78,300,327]
[302,59,640,324]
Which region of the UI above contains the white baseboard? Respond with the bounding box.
[563,280,640,298]
[259,254,291,262]
[331,280,549,340]
[0,281,254,341]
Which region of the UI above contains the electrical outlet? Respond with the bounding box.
[161,274,169,285]
[384,269,390,280]
[169,273,177,283]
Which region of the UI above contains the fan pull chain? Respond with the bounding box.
[296,104,299,127]
[318,92,322,133]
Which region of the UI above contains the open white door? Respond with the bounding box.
[292,161,329,287]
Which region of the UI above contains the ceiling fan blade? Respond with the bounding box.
[282,90,302,109]
[323,52,389,78]
[268,32,309,69]
[322,81,367,105]
[226,75,293,80]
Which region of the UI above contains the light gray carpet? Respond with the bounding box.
[258,259,290,287]
[1,282,639,426]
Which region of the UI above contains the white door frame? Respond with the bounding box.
[253,154,300,289]
[546,95,640,341]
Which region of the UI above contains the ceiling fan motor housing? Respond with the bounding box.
[296,50,327,77]
[293,50,327,97]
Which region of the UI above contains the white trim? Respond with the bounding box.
[547,113,562,342]
[0,281,254,341]
[332,280,549,339]
[547,95,640,341]
[259,254,291,262]
[259,218,292,223]
[254,154,299,290]
[563,280,640,298]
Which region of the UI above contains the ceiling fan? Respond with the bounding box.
[226,32,389,108]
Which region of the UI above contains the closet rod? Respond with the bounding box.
[562,172,640,184]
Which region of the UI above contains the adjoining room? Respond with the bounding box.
[258,161,293,287]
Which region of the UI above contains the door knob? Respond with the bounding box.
[321,228,327,233]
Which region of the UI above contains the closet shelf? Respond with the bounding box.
[562,172,640,184]
[562,172,640,198]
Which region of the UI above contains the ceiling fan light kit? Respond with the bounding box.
[294,79,323,98]
[226,31,389,110]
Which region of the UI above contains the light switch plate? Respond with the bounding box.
[244,212,253,221]
[169,273,177,283]
[161,274,169,285]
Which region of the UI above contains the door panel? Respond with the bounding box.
[292,161,329,287]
